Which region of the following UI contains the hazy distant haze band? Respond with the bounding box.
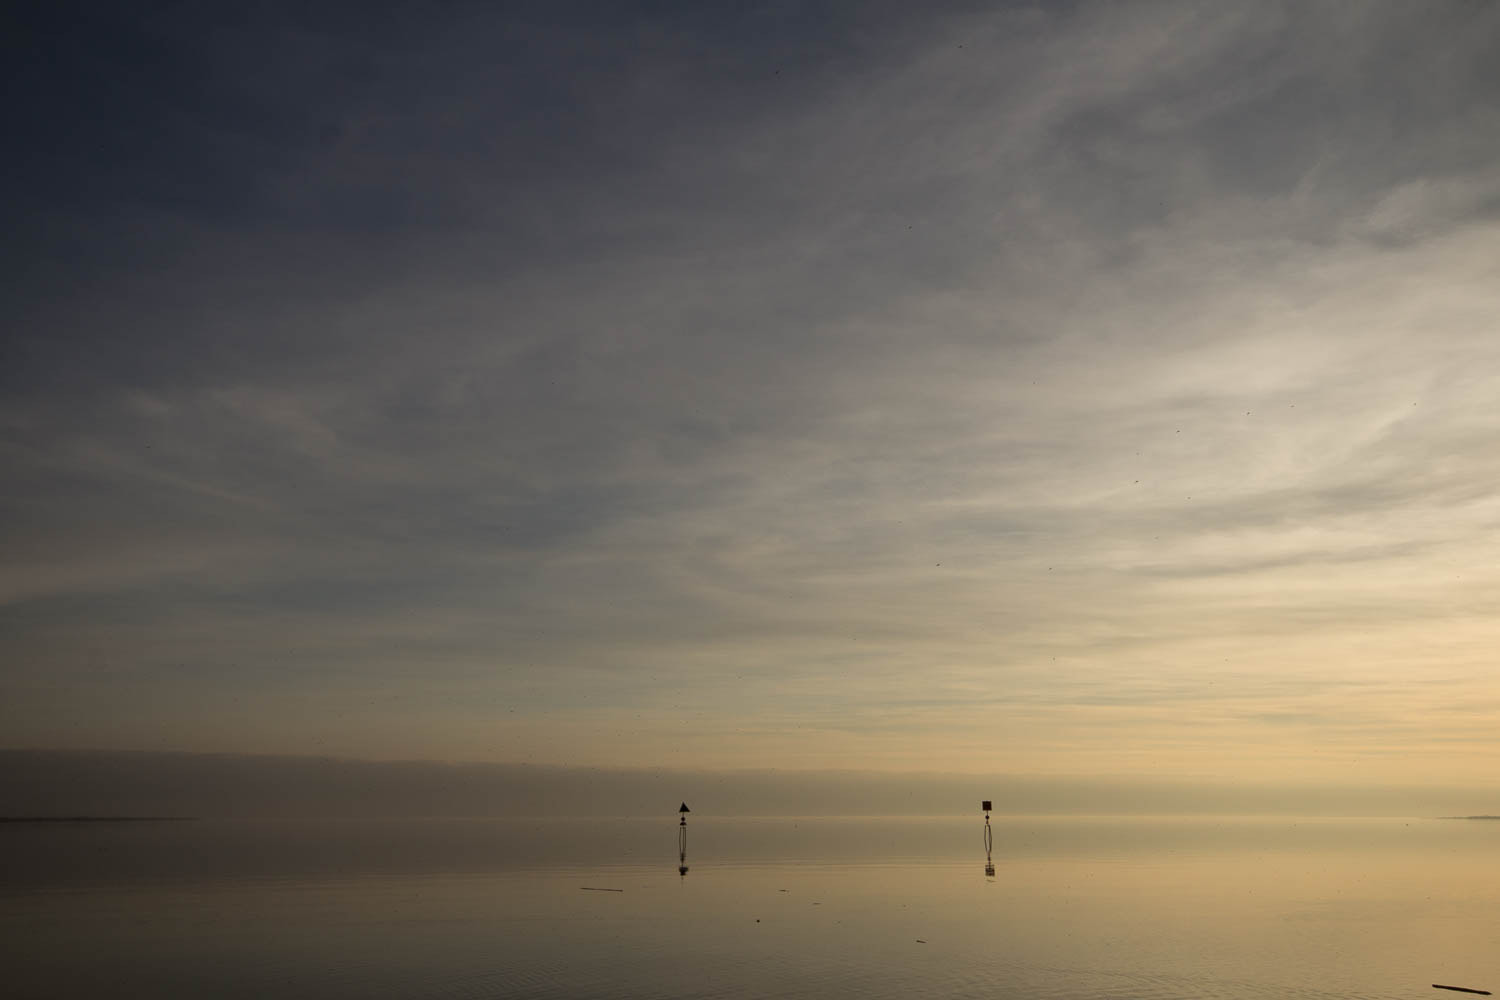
[1,749,1492,819]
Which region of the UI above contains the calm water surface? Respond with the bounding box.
[2,816,1497,999]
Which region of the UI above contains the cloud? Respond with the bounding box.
[4,1,1500,778]
[1358,171,1500,243]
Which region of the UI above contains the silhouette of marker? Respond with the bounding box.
[678,802,690,876]
[982,800,995,877]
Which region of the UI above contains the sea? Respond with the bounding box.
[2,815,1496,999]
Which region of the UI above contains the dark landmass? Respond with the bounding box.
[2,748,1495,819]
[1440,816,1500,820]
[0,816,195,823]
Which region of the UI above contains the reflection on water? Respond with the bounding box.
[3,816,1497,999]
[983,800,995,878]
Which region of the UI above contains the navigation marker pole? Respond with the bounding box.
[982,800,995,877]
[678,802,690,877]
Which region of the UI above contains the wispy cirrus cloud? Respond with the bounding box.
[4,1,1500,786]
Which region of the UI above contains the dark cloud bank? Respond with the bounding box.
[2,750,1491,819]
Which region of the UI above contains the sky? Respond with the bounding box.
[5,2,1500,798]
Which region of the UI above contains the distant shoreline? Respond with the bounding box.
[0,816,196,823]
[1440,815,1500,820]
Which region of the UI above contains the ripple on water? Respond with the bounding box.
[399,949,1419,1000]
